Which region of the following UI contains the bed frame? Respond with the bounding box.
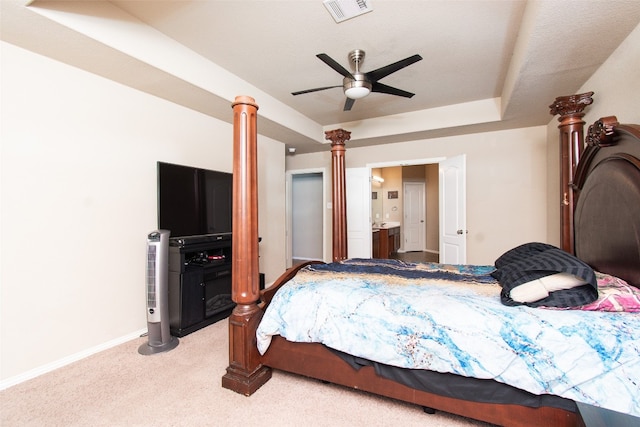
[222,94,640,427]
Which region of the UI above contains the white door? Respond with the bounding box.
[403,182,425,252]
[439,155,467,264]
[346,167,371,259]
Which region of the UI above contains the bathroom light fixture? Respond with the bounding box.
[372,175,384,183]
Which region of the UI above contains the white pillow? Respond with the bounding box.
[510,272,587,303]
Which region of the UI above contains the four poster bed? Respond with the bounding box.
[222,93,640,427]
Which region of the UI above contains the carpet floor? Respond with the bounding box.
[1,320,494,426]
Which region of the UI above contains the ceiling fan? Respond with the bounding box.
[292,49,423,111]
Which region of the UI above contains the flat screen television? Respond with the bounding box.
[157,161,232,239]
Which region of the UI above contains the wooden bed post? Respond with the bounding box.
[222,95,272,395]
[549,91,593,254]
[326,128,351,262]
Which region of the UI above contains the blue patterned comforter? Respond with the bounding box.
[256,258,640,416]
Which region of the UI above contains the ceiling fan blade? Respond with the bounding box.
[366,54,423,82]
[343,97,355,111]
[317,53,354,78]
[292,85,342,96]
[372,82,415,98]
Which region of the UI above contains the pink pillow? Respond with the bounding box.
[575,272,640,312]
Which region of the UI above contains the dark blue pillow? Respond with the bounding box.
[491,243,598,308]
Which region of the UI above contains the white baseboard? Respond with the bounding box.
[0,328,147,391]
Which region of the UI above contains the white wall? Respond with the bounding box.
[0,42,286,385]
[545,21,640,244]
[287,126,549,265]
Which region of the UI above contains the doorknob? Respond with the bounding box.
[456,229,468,234]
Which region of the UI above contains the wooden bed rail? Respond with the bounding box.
[259,261,323,306]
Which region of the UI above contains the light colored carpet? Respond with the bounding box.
[1,320,494,426]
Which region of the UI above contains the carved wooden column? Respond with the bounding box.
[549,91,593,254]
[222,96,271,395]
[325,128,351,262]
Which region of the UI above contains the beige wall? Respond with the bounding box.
[380,167,403,224]
[0,42,286,385]
[288,126,549,265]
[545,21,640,244]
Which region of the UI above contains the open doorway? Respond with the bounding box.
[371,164,440,262]
[363,155,466,264]
[286,169,327,268]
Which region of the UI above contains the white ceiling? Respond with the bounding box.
[2,0,640,153]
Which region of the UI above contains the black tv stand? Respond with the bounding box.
[168,235,235,337]
[167,234,265,337]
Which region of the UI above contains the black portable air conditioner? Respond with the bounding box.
[138,230,179,355]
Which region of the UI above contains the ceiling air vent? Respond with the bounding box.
[323,0,373,23]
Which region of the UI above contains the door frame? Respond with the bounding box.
[285,168,328,268]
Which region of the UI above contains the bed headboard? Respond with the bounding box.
[573,117,640,287]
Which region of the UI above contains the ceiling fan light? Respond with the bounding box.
[345,86,371,99]
[343,75,372,99]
